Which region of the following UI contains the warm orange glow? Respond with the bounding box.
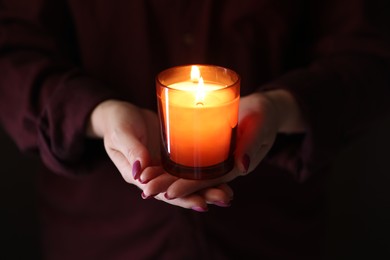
[161,80,237,167]
[157,65,240,176]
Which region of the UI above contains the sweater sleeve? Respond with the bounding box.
[0,1,116,175]
[263,0,390,182]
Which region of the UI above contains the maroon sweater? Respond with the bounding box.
[1,0,389,259]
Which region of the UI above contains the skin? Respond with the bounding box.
[86,89,305,211]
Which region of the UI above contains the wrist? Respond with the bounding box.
[261,89,306,134]
[86,99,116,138]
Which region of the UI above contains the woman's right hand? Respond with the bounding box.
[86,99,233,211]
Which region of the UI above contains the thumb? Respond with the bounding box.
[104,124,152,183]
[235,111,272,175]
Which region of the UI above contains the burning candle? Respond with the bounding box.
[156,65,240,179]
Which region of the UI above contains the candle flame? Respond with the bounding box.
[191,65,200,81]
[191,66,205,105]
[196,76,205,104]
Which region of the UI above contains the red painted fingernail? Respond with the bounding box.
[213,201,231,207]
[164,192,175,200]
[191,206,208,212]
[141,192,155,199]
[132,160,141,180]
[139,177,149,184]
[242,154,250,173]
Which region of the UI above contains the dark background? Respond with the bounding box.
[324,116,390,259]
[0,127,42,259]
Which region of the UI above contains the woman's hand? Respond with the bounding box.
[86,99,233,211]
[141,89,306,199]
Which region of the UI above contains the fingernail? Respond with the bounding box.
[213,201,231,207]
[191,206,208,212]
[141,192,155,199]
[139,177,149,184]
[242,154,250,173]
[132,160,141,180]
[164,192,175,200]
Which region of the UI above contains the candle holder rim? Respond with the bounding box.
[156,64,240,91]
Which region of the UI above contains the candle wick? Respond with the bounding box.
[196,102,204,107]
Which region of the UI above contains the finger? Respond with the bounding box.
[153,193,209,212]
[105,127,151,181]
[138,165,165,184]
[141,172,178,198]
[142,183,234,211]
[199,184,234,207]
[215,183,234,199]
[237,132,273,175]
[234,112,262,174]
[164,170,237,200]
[235,110,276,175]
[105,147,137,185]
[139,109,161,165]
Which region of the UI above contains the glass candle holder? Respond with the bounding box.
[156,65,240,180]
